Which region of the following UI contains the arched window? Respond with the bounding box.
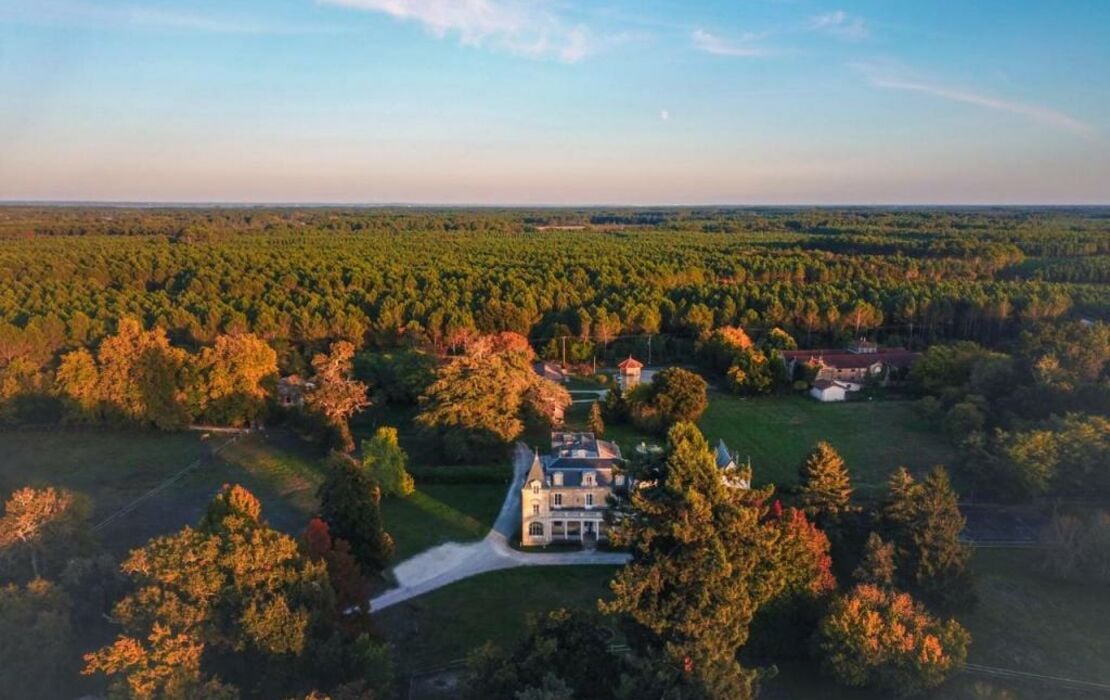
[529,522,544,537]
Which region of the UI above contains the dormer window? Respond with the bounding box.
[553,472,563,486]
[583,472,595,487]
[532,483,540,495]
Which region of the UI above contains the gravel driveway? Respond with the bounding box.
[370,443,630,612]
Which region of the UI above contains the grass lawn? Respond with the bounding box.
[0,428,329,555]
[603,392,957,500]
[376,565,618,672]
[961,547,1110,687]
[381,482,506,561]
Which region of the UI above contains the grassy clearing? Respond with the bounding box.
[0,429,207,519]
[0,426,504,562]
[376,566,617,672]
[602,392,956,499]
[381,482,506,561]
[0,428,329,554]
[961,548,1110,686]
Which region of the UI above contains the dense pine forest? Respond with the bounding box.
[2,207,1107,366]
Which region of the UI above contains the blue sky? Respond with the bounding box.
[1,0,1108,204]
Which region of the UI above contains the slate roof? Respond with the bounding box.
[543,466,616,488]
[715,439,736,471]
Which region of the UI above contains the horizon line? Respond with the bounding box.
[3,200,1110,209]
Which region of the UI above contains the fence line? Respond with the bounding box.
[92,433,243,533]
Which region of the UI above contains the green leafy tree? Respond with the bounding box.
[798,442,854,522]
[602,422,775,699]
[0,578,76,699]
[627,367,708,433]
[650,367,709,425]
[318,454,395,573]
[996,413,1110,497]
[465,608,617,700]
[361,427,414,497]
[601,384,627,423]
[354,349,436,405]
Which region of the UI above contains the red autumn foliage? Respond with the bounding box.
[302,518,332,561]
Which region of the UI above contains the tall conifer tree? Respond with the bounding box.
[798,441,854,521]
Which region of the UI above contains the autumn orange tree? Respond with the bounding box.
[417,333,570,462]
[817,583,969,695]
[0,486,93,581]
[305,341,370,452]
[747,504,838,660]
[55,318,193,429]
[54,319,281,429]
[192,332,278,426]
[83,484,377,698]
[302,518,373,628]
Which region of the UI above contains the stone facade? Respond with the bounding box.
[521,432,627,546]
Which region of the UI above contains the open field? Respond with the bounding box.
[603,392,959,499]
[961,548,1110,688]
[0,429,328,554]
[0,426,508,565]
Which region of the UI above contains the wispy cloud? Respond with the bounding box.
[691,28,772,57]
[318,0,620,62]
[852,62,1096,138]
[807,10,868,41]
[0,0,342,35]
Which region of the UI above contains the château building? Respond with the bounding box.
[521,432,627,546]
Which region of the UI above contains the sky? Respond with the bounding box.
[1,0,1109,204]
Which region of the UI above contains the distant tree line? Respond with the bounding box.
[1,208,1106,408]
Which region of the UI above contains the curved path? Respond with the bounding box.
[370,443,630,612]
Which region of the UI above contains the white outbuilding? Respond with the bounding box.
[810,379,851,402]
